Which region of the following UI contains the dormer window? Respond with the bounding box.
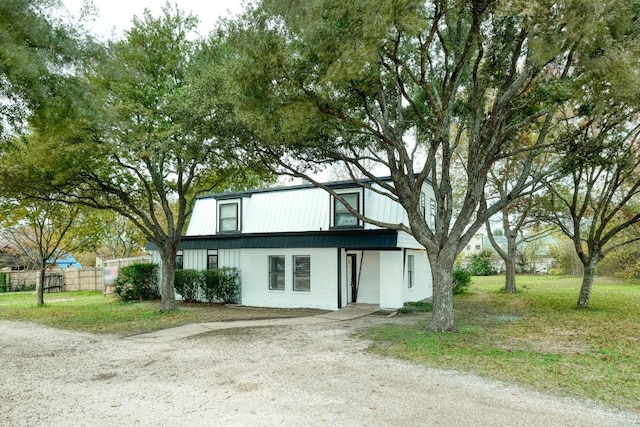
[334,192,360,227]
[219,202,239,232]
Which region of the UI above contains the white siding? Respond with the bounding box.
[240,248,338,310]
[219,249,241,269]
[183,249,207,270]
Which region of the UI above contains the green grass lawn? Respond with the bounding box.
[361,275,640,412]
[0,291,325,336]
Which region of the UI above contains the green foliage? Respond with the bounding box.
[200,268,241,304]
[397,300,433,314]
[174,269,201,303]
[114,263,160,302]
[452,267,472,295]
[214,268,241,304]
[466,250,496,276]
[0,273,6,293]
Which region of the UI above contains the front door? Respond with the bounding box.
[347,254,357,303]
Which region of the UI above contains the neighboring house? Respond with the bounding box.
[149,177,434,311]
[461,233,508,272]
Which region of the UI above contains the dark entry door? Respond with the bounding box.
[347,254,357,303]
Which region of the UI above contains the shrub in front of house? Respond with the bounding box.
[174,269,201,303]
[0,273,7,293]
[114,263,160,301]
[453,266,472,294]
[200,268,240,304]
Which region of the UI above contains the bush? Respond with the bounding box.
[114,263,160,301]
[216,268,241,304]
[397,300,433,314]
[174,269,201,303]
[201,268,241,304]
[0,273,6,293]
[466,250,496,276]
[453,267,472,294]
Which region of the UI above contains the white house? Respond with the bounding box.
[151,177,434,311]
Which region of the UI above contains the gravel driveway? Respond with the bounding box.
[1,317,638,427]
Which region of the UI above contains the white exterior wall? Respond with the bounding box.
[353,251,380,304]
[378,251,404,309]
[402,249,432,304]
[240,248,338,310]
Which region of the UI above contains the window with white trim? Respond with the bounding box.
[219,202,239,232]
[430,198,436,229]
[334,193,360,227]
[407,254,415,288]
[175,251,184,270]
[268,255,285,291]
[293,255,311,292]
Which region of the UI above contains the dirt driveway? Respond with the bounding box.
[1,316,638,427]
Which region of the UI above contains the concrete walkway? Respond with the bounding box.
[127,304,381,343]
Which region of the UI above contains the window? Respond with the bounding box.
[475,244,481,250]
[207,250,218,270]
[293,255,311,292]
[175,251,184,270]
[219,203,239,232]
[334,193,359,227]
[268,255,285,291]
[420,193,426,218]
[407,255,415,288]
[430,198,436,229]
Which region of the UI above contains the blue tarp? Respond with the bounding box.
[54,254,82,269]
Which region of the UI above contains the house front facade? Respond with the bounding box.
[151,178,434,311]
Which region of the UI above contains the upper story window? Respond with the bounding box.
[334,192,360,227]
[219,202,239,232]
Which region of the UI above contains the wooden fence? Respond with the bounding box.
[62,268,104,292]
[4,268,104,292]
[3,257,152,293]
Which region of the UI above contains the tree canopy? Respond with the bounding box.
[221,0,640,330]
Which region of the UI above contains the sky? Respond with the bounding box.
[62,0,246,40]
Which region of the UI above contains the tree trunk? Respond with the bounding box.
[577,259,598,309]
[428,250,457,332]
[159,249,178,312]
[504,233,518,293]
[37,267,45,307]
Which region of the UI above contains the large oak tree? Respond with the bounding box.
[2,4,272,311]
[222,0,640,330]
